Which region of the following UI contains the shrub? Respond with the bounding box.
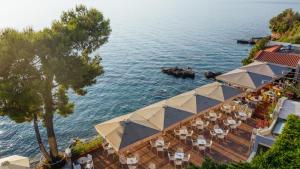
[71,136,102,157]
[242,37,269,66]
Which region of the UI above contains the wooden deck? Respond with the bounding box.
[80,116,258,169]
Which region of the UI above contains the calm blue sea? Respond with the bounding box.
[1,0,300,158]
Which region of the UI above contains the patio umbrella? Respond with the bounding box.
[131,100,194,131]
[216,69,273,90]
[167,90,222,114]
[240,61,291,78]
[0,155,30,169]
[195,82,242,102]
[95,113,160,152]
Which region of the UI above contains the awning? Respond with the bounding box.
[195,82,242,102]
[95,113,160,152]
[216,69,273,90]
[240,61,291,78]
[131,100,194,131]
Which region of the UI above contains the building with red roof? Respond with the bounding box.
[254,45,300,69]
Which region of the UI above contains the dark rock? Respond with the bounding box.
[204,71,222,79]
[161,67,195,79]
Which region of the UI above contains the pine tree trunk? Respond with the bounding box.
[33,113,52,162]
[43,75,59,162]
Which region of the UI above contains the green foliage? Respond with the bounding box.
[0,29,42,123]
[269,9,300,34]
[71,137,102,157]
[0,4,111,161]
[187,115,300,169]
[242,37,269,65]
[279,21,300,44]
[283,83,300,100]
[251,115,300,169]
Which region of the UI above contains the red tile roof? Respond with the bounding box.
[254,50,300,68]
[264,45,282,52]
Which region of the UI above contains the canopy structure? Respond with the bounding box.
[0,155,30,169]
[95,113,160,152]
[131,100,194,131]
[240,61,291,78]
[94,82,244,152]
[216,69,273,90]
[195,82,242,102]
[167,90,222,114]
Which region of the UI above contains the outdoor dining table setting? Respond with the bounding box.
[213,127,224,135]
[196,135,207,145]
[227,118,237,126]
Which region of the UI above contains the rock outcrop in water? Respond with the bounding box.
[204,71,222,79]
[161,67,195,79]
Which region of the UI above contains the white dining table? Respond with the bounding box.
[227,119,236,125]
[197,138,207,145]
[239,112,247,117]
[209,112,217,117]
[214,128,224,134]
[127,157,138,165]
[196,120,203,125]
[174,152,185,160]
[155,139,164,147]
[179,129,188,135]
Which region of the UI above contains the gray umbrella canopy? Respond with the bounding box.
[131,100,194,131]
[240,61,291,78]
[195,82,242,102]
[95,113,160,151]
[167,90,222,114]
[216,69,273,90]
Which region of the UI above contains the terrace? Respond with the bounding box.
[70,61,293,169]
[86,116,257,169]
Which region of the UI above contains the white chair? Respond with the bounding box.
[156,146,164,156]
[217,113,222,119]
[150,140,156,151]
[236,120,242,128]
[174,129,180,138]
[148,163,156,169]
[85,154,94,169]
[234,113,240,119]
[213,124,219,129]
[174,160,183,169]
[205,140,213,151]
[73,163,81,169]
[217,133,225,142]
[179,135,187,143]
[102,143,110,154]
[119,155,127,169]
[183,154,190,165]
[190,121,197,128]
[191,139,198,150]
[197,145,206,153]
[204,113,210,120]
[204,121,209,127]
[210,117,217,123]
[163,142,170,152]
[186,130,194,142]
[210,130,216,139]
[168,153,175,163]
[107,148,115,159]
[223,120,229,128]
[128,165,137,169]
[224,129,229,139]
